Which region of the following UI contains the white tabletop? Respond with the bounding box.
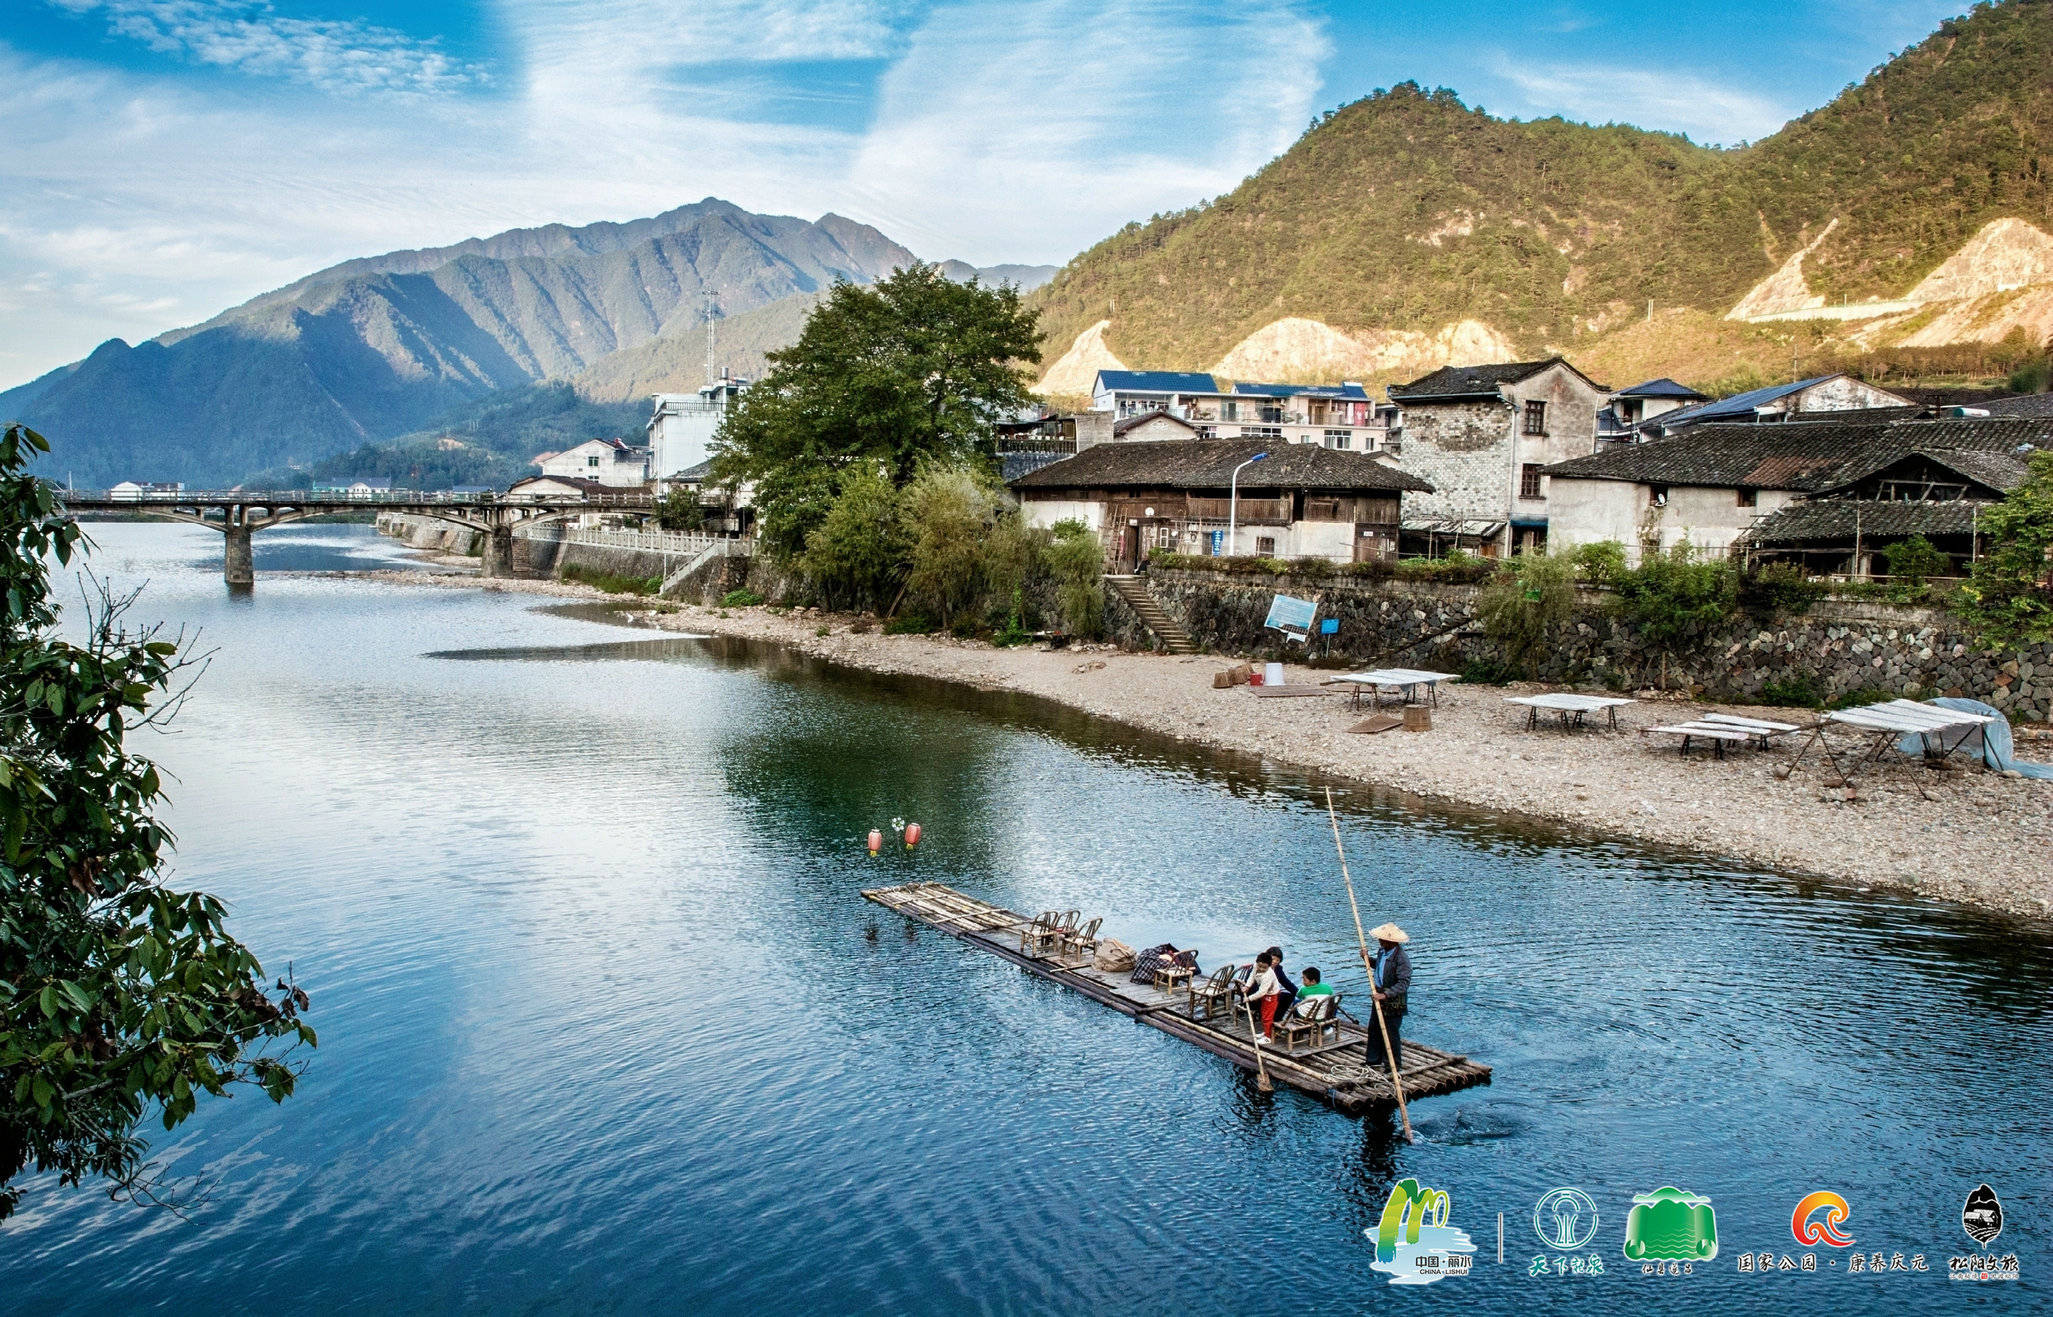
[1506,693,1637,712]
[1825,699,1995,734]
[1334,668,1463,686]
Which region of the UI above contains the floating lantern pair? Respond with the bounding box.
[866,822,922,854]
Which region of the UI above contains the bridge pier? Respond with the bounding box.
[481,526,516,579]
[224,525,254,587]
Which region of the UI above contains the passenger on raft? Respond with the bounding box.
[1241,952,1285,1039]
[1293,966,1333,1015]
[1263,944,1297,1018]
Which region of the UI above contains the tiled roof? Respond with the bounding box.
[1640,374,1917,430]
[1093,370,1219,394]
[1975,392,2053,419]
[1231,381,1371,399]
[1112,410,1199,437]
[1747,499,1990,545]
[1388,359,1564,400]
[1616,377,1708,400]
[1010,438,1433,493]
[671,458,715,481]
[1543,416,2053,491]
[509,474,610,495]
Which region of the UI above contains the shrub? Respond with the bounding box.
[1829,685,1897,710]
[803,466,909,612]
[561,563,659,595]
[1569,540,1628,586]
[1460,655,1517,685]
[815,625,830,637]
[883,614,936,635]
[1047,520,1105,638]
[654,487,704,532]
[1740,562,1827,615]
[1882,534,1951,591]
[1954,452,2053,644]
[719,586,764,608]
[1757,676,1823,708]
[1613,544,1739,686]
[903,464,1000,627]
[1476,553,1575,679]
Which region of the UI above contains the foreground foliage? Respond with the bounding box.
[1955,451,2053,644]
[0,423,312,1219]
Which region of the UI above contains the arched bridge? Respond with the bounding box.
[57,488,656,586]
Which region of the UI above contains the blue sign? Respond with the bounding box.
[1208,530,1225,556]
[1264,594,1318,633]
[1320,617,1340,635]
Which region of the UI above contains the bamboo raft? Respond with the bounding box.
[861,882,1491,1117]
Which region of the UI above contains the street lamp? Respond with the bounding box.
[1228,451,1268,557]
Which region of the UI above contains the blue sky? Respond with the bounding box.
[1,0,1974,386]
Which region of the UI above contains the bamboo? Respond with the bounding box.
[1325,786,1415,1142]
[1242,988,1273,1093]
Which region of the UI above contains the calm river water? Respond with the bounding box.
[3,522,2047,1314]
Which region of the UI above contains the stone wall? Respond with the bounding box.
[1126,564,2051,721]
[376,512,479,556]
[1392,399,1511,528]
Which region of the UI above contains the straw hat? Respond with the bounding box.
[1368,922,1410,944]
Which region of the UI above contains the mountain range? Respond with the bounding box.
[1030,0,2053,394]
[3,199,1055,487]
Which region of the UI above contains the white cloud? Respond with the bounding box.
[47,0,483,94]
[1485,54,1792,146]
[0,0,1328,383]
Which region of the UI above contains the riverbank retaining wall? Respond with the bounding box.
[1122,564,2051,721]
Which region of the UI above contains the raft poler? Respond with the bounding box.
[1364,923,1411,1072]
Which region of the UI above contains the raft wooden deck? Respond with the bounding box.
[862,882,1490,1117]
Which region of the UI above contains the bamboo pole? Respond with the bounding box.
[1326,786,1415,1142]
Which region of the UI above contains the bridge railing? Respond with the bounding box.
[520,524,753,557]
[59,488,659,507]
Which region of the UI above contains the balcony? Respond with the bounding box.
[1186,496,1290,525]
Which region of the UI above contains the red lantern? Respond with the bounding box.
[866,829,883,855]
[904,822,923,850]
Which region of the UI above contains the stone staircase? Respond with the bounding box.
[1104,574,1197,654]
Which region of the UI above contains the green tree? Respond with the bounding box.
[653,487,704,533]
[1047,520,1106,639]
[1477,552,1576,679]
[710,264,1042,559]
[1,424,313,1220]
[1614,544,1739,687]
[903,464,1002,628]
[803,466,910,612]
[1956,451,2053,644]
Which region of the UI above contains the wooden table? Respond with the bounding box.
[1153,964,1194,994]
[1327,668,1462,710]
[1507,692,1637,731]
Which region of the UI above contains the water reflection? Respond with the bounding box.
[3,523,2047,1317]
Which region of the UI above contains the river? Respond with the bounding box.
[3,522,2046,1314]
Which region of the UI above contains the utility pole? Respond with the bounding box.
[703,289,721,388]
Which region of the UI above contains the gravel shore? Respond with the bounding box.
[367,568,2053,922]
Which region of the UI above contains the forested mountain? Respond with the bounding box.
[1031,0,2053,390]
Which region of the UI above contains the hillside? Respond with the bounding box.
[1031,0,2053,390]
[2,200,1005,488]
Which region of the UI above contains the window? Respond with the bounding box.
[1649,484,1670,508]
[1240,426,1281,439]
[1523,400,1548,436]
[587,455,601,468]
[1736,487,1757,508]
[1195,425,1217,439]
[1324,429,1352,450]
[1256,536,1277,556]
[1520,463,1544,499]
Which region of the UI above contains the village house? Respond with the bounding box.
[1089,371,1394,450]
[648,374,748,488]
[1382,357,1609,556]
[1633,372,1914,438]
[535,437,651,488]
[1543,414,2053,572]
[1009,437,1432,572]
[1597,378,1709,442]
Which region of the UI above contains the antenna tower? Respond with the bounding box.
[703,290,722,388]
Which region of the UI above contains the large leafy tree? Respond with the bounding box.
[0,422,313,1219]
[710,264,1042,558]
[1957,450,2053,644]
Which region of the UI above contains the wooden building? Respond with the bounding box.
[1009,437,1432,571]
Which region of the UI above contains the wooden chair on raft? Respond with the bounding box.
[1058,917,1102,964]
[1187,962,1245,1020]
[1272,993,1344,1053]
